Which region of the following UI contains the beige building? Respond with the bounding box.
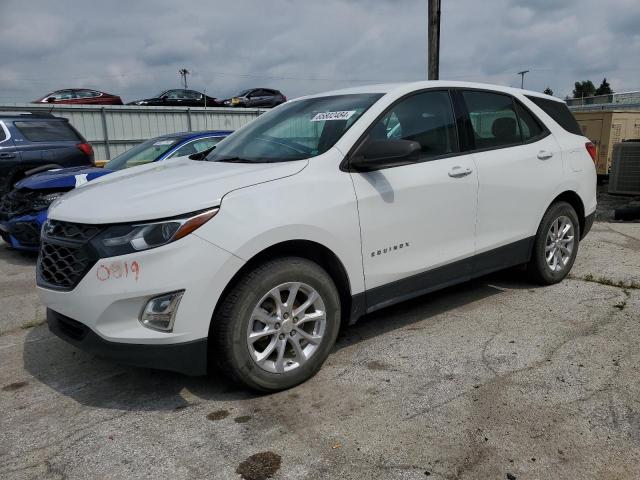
[573,110,640,175]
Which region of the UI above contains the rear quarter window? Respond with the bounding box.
[14,120,81,142]
[525,96,582,136]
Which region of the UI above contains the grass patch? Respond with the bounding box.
[20,319,46,330]
[572,273,640,290]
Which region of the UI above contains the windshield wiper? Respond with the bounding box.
[216,157,254,163]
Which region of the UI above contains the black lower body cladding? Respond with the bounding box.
[47,309,208,376]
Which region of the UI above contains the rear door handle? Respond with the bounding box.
[537,150,553,160]
[448,166,473,178]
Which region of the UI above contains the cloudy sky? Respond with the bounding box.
[0,0,638,103]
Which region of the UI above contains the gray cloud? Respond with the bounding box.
[0,0,638,103]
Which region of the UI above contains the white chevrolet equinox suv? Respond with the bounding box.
[38,81,597,391]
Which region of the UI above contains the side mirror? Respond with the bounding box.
[350,138,421,172]
[46,97,56,103]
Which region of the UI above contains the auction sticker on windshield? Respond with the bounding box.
[311,111,356,122]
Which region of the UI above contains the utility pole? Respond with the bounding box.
[179,68,190,89]
[428,0,441,80]
[517,70,529,89]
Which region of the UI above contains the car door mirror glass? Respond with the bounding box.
[350,138,421,172]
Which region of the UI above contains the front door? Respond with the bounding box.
[349,90,478,310]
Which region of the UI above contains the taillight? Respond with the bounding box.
[76,142,94,161]
[585,142,596,163]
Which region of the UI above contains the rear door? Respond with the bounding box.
[458,89,562,267]
[349,89,478,309]
[0,121,21,192]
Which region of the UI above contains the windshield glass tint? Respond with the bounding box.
[206,93,383,163]
[104,138,179,170]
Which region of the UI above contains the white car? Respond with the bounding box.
[38,81,597,391]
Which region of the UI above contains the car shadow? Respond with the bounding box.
[22,268,534,411]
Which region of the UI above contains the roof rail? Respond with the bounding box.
[0,111,58,118]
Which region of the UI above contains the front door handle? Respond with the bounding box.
[0,152,16,159]
[448,166,473,178]
[537,150,554,160]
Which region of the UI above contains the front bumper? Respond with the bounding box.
[0,211,47,251]
[38,232,244,347]
[47,309,208,375]
[582,211,595,239]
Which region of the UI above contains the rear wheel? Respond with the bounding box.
[211,257,340,392]
[528,201,580,285]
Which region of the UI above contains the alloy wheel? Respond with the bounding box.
[247,282,326,374]
[545,215,575,272]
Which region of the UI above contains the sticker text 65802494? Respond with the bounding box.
[96,260,140,282]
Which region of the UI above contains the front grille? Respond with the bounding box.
[46,220,100,242]
[10,221,41,245]
[0,189,68,220]
[37,220,102,291]
[0,189,35,220]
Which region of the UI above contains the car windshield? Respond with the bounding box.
[237,90,251,97]
[206,93,382,163]
[153,91,168,98]
[104,137,180,170]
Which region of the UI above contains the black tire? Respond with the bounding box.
[211,257,341,392]
[527,201,580,285]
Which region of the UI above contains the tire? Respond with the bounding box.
[211,257,341,392]
[527,201,580,285]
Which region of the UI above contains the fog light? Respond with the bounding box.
[140,290,184,332]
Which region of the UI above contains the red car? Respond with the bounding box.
[33,89,123,105]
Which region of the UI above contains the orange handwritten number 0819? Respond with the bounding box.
[96,261,140,282]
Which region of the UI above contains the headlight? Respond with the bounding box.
[94,208,218,257]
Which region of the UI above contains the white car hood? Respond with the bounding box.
[49,157,308,224]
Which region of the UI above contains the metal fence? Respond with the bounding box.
[569,103,640,112]
[0,103,266,160]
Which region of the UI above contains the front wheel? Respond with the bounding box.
[211,257,341,392]
[528,201,580,285]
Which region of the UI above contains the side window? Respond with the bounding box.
[53,90,76,100]
[169,137,222,158]
[514,101,545,142]
[75,90,96,98]
[0,122,7,142]
[185,90,202,100]
[14,121,81,142]
[525,96,582,136]
[165,90,183,99]
[462,91,521,149]
[371,90,458,159]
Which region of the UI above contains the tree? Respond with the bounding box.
[543,87,554,96]
[595,77,613,96]
[573,80,596,99]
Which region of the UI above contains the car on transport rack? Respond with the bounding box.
[37,81,597,392]
[33,89,124,105]
[0,130,231,250]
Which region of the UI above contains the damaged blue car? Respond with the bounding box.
[0,130,231,250]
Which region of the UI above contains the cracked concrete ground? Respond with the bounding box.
[1,221,639,480]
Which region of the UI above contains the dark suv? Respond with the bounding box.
[0,113,94,195]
